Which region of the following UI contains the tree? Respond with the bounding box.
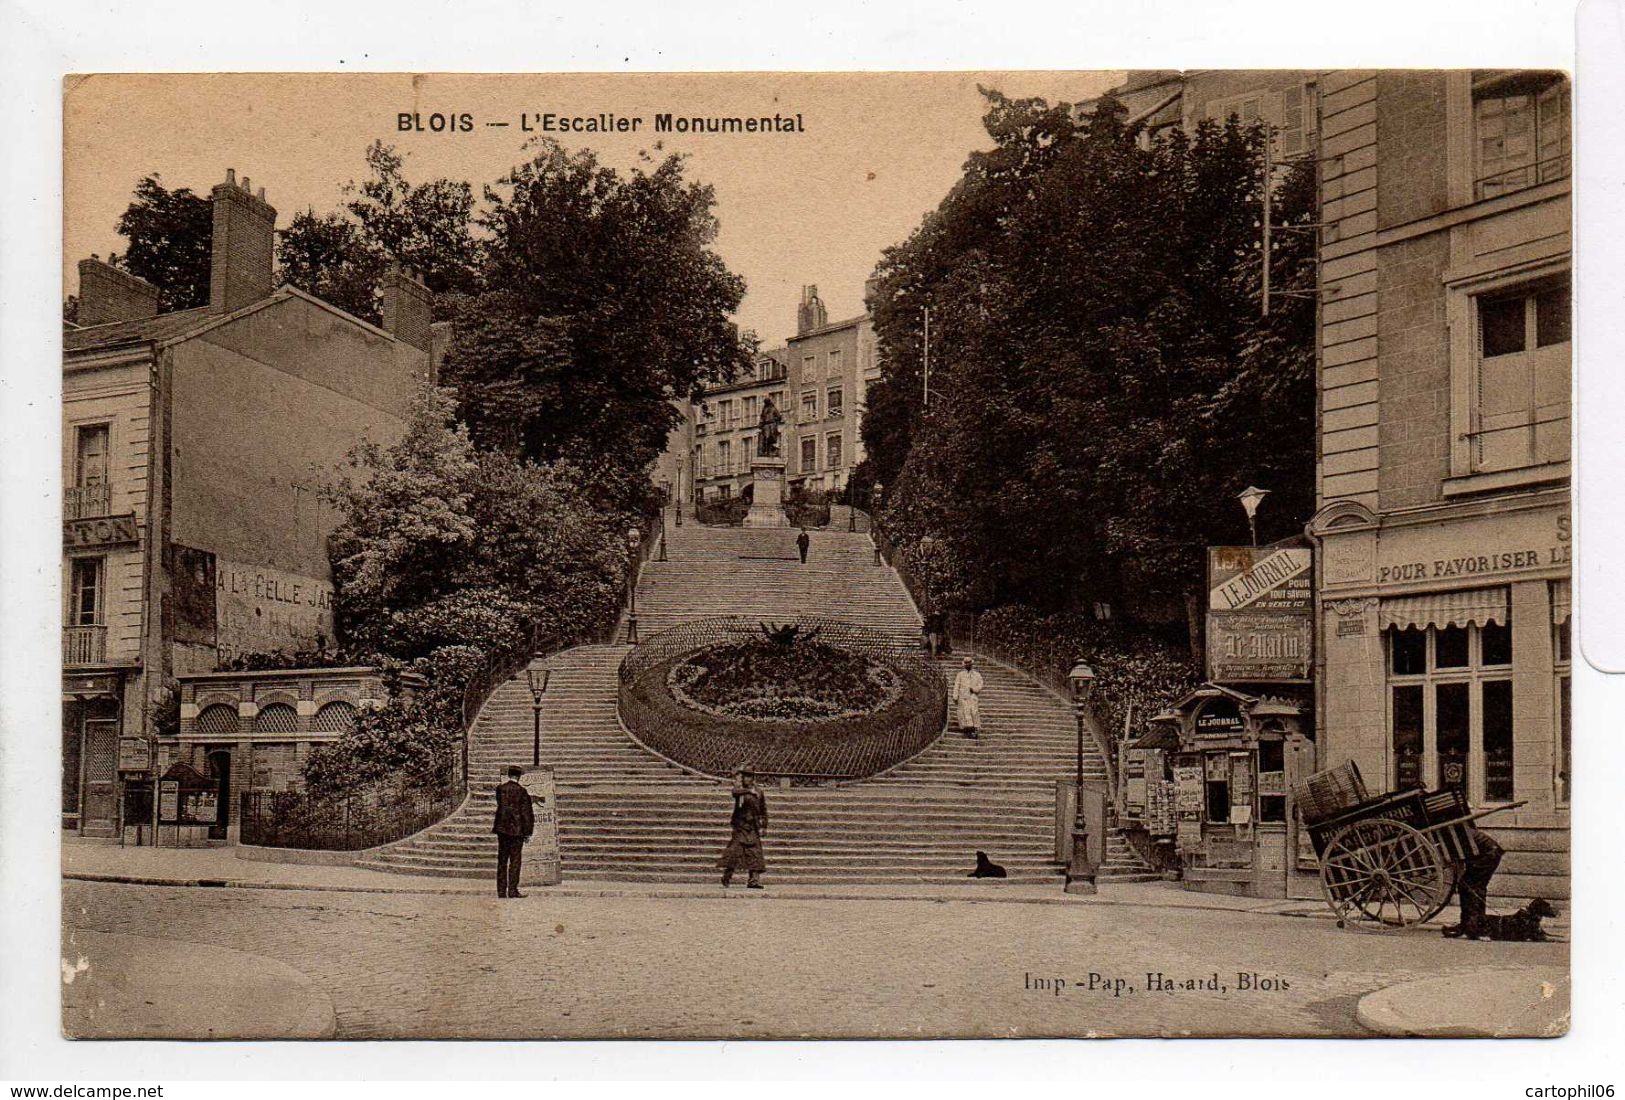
[865,89,1317,661]
[276,142,479,323]
[276,210,387,323]
[440,140,751,494]
[112,175,213,312]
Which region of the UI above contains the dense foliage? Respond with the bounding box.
[974,605,1199,748]
[301,387,642,793]
[440,140,751,494]
[111,175,214,312]
[864,91,1317,659]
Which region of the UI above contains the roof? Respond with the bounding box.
[788,313,868,343]
[63,307,218,353]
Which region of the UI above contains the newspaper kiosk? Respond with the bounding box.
[1146,684,1314,899]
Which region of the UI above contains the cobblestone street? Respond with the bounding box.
[61,880,1567,1040]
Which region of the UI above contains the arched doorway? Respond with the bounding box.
[206,748,232,841]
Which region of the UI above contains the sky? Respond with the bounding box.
[63,72,1122,345]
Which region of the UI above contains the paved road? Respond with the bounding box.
[61,880,1566,1040]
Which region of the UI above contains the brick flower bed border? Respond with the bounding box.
[618,617,946,783]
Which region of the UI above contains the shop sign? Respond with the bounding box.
[1207,545,1313,682]
[117,736,151,772]
[64,514,140,549]
[157,780,179,822]
[65,672,120,697]
[1194,699,1245,737]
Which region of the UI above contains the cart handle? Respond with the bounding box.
[1441,800,1528,827]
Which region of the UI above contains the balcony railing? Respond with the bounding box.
[63,625,107,666]
[65,484,112,519]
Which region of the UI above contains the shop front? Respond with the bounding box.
[1137,686,1315,899]
[62,669,133,838]
[1309,490,1571,901]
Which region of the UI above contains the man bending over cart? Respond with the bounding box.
[1442,823,1504,941]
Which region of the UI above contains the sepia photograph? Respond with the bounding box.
[49,64,1576,1044]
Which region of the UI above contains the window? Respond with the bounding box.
[717,483,732,500]
[802,355,816,380]
[254,703,298,734]
[743,396,757,423]
[828,348,842,378]
[742,435,755,464]
[1257,739,1287,823]
[1386,616,1516,803]
[312,701,357,733]
[75,424,110,487]
[1473,280,1570,472]
[717,399,734,430]
[1206,83,1315,157]
[716,440,731,475]
[69,558,103,626]
[801,436,818,474]
[826,432,843,470]
[801,391,818,422]
[1204,753,1230,824]
[1474,74,1569,200]
[1554,591,1571,805]
[827,387,844,418]
[195,704,240,736]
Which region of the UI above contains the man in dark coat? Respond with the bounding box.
[796,527,810,564]
[492,765,535,899]
[1443,824,1505,940]
[718,764,768,889]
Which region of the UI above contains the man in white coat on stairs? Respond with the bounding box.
[952,657,983,739]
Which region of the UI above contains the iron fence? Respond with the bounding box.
[617,616,947,783]
[240,780,458,851]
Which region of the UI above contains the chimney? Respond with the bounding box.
[797,284,828,335]
[208,168,277,313]
[381,263,435,353]
[76,256,160,326]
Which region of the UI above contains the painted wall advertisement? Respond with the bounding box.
[215,561,336,661]
[1206,544,1313,682]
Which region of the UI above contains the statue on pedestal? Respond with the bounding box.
[758,397,783,457]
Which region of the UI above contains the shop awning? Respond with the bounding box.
[1377,587,1509,631]
[1552,579,1571,625]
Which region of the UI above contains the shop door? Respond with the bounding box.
[206,749,232,840]
[81,718,119,836]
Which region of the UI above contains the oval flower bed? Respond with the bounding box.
[617,618,947,782]
[668,640,902,722]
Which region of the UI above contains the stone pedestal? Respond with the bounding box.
[743,457,790,528]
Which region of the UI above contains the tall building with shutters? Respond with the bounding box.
[1305,72,1571,900]
[62,168,436,838]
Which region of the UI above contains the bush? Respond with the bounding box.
[302,694,458,795]
[974,605,1198,746]
[696,496,750,526]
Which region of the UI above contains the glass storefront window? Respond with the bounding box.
[1482,679,1515,802]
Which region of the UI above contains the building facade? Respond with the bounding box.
[62,168,435,838]
[686,285,876,505]
[1305,71,1571,900]
[785,286,870,496]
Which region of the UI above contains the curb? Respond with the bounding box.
[62,869,1329,916]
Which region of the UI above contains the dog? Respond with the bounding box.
[968,850,1008,879]
[1481,898,1559,942]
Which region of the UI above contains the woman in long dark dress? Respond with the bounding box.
[719,764,768,889]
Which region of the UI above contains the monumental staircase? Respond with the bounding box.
[355,519,1157,885]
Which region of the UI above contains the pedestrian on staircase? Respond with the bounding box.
[719,764,768,889]
[796,526,811,564]
[493,765,535,899]
[952,657,984,739]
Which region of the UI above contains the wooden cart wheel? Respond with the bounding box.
[1319,817,1452,929]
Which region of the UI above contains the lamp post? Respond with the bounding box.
[625,526,643,644]
[1238,485,1270,548]
[658,485,670,562]
[1066,659,1098,895]
[525,668,551,767]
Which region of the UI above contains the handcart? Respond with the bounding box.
[1294,762,1525,930]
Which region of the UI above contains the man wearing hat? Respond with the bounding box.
[718,764,768,889]
[492,765,535,899]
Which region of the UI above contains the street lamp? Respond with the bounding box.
[658,487,670,562]
[525,668,551,766]
[1066,659,1098,895]
[1238,485,1270,547]
[625,526,643,644]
